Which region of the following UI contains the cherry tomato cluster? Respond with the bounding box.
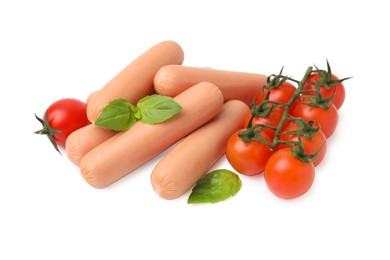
[226,61,349,199]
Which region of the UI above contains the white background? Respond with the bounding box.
[1,0,389,259]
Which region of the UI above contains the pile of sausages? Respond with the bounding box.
[66,41,267,200]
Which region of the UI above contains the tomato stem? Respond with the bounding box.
[271,66,313,150]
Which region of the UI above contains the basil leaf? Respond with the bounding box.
[188,169,242,204]
[94,95,182,131]
[95,98,137,131]
[136,94,182,124]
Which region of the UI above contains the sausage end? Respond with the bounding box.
[65,132,84,166]
[151,169,181,200]
[159,40,184,65]
[80,159,106,189]
[154,65,181,96]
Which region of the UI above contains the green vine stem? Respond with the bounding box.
[270,66,313,150]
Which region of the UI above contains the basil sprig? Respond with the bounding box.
[188,169,242,204]
[95,95,182,131]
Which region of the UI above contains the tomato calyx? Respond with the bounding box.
[262,67,300,91]
[300,88,335,110]
[238,125,273,146]
[309,60,351,91]
[250,93,273,117]
[264,67,289,89]
[34,111,62,155]
[249,93,284,121]
[281,118,320,141]
[301,71,337,110]
[277,118,324,163]
[289,136,325,164]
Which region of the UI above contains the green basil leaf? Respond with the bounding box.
[136,94,182,124]
[95,98,137,131]
[188,169,242,204]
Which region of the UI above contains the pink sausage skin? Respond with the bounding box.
[154,65,267,106]
[66,41,184,164]
[87,41,184,122]
[80,82,224,189]
[65,124,116,166]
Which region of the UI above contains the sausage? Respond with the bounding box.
[65,124,116,166]
[86,90,98,104]
[154,65,267,106]
[151,100,250,200]
[66,41,183,164]
[87,40,184,122]
[80,82,224,189]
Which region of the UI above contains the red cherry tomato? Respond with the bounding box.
[304,73,346,109]
[256,81,296,105]
[226,129,274,176]
[35,98,91,152]
[290,100,338,138]
[277,122,327,166]
[264,148,315,199]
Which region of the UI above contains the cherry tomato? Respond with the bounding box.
[256,81,296,105]
[304,73,346,109]
[242,107,284,140]
[35,98,90,152]
[291,100,338,138]
[277,122,327,166]
[264,148,315,199]
[288,98,301,115]
[226,129,273,176]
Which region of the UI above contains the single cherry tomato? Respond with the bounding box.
[304,73,346,110]
[277,122,327,166]
[35,98,91,153]
[288,98,301,115]
[264,148,315,199]
[242,107,284,140]
[226,129,273,176]
[256,81,296,105]
[290,100,338,138]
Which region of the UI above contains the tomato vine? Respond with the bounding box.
[240,60,349,163]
